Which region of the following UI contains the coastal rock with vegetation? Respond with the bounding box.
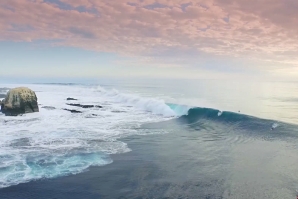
[1,87,39,116]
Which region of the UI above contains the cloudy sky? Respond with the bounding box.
[0,0,297,81]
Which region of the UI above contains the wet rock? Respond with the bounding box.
[66,98,77,101]
[1,87,39,116]
[41,106,56,110]
[63,108,82,113]
[66,103,102,108]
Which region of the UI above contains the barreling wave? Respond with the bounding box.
[93,86,284,132]
[181,107,253,122]
[177,107,279,131]
[142,105,298,144]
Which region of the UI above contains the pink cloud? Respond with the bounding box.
[0,0,297,67]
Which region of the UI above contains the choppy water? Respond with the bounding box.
[1,80,298,198]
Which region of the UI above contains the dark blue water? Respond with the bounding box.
[139,107,298,198]
[2,107,298,198]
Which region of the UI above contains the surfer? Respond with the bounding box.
[271,123,278,130]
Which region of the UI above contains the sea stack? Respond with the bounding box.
[1,87,39,116]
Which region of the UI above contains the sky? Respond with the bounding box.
[0,0,297,82]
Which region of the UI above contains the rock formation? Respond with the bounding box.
[66,103,102,108]
[1,87,39,116]
[41,106,56,110]
[63,108,82,113]
[66,98,77,101]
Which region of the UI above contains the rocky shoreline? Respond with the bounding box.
[0,87,103,116]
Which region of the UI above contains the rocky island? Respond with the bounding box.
[0,87,39,116]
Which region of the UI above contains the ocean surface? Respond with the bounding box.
[1,79,298,198]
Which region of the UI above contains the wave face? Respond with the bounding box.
[0,84,170,188]
[143,105,298,144]
[178,107,291,134]
[182,107,256,123]
[166,103,191,116]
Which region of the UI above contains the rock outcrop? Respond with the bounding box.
[66,103,102,108]
[63,108,82,113]
[66,98,77,101]
[41,106,56,110]
[1,87,39,116]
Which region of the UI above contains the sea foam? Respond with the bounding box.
[0,84,171,188]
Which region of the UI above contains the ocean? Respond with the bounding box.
[0,79,298,199]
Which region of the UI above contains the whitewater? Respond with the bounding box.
[0,84,180,188]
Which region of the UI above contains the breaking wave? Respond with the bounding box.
[96,86,176,117]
